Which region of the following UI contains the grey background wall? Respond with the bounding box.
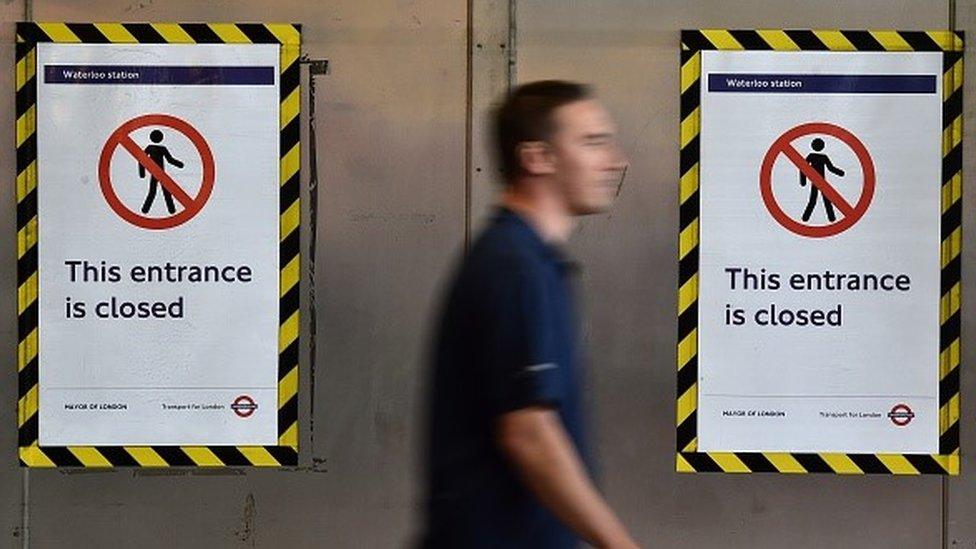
[0,1,974,547]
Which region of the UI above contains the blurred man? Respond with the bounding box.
[424,81,636,548]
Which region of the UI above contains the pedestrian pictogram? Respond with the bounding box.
[139,129,185,215]
[98,114,215,230]
[799,138,845,222]
[759,122,875,238]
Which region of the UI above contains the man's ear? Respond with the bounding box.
[516,141,556,176]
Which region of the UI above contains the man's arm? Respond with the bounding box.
[496,407,639,549]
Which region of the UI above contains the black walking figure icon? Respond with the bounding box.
[800,138,845,222]
[139,130,184,214]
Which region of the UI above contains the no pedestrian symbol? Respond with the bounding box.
[98,114,215,230]
[759,122,875,238]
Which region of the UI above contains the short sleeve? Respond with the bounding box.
[481,256,562,416]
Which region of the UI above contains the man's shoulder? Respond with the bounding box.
[467,220,546,274]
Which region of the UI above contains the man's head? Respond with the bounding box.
[812,138,825,151]
[493,80,627,215]
[150,130,164,143]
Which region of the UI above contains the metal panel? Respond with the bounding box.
[7,0,967,547]
[468,0,512,240]
[21,0,465,546]
[946,0,976,546]
[515,2,947,547]
[3,3,28,546]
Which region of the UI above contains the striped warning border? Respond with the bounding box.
[16,22,301,467]
[677,29,962,475]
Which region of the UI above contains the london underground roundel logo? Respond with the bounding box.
[887,403,914,427]
[231,395,258,418]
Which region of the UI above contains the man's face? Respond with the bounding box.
[547,99,628,215]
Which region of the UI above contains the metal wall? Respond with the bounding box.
[514,2,948,548]
[3,0,975,547]
[3,0,466,547]
[3,0,26,545]
[948,0,976,546]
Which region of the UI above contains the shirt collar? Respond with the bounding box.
[495,207,579,274]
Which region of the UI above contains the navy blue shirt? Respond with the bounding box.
[424,208,588,549]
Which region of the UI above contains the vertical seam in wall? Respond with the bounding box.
[464,0,474,250]
[306,62,318,457]
[944,476,949,549]
[21,469,29,549]
[508,0,517,88]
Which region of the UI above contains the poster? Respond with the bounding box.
[677,30,961,474]
[17,23,301,466]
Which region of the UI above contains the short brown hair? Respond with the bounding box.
[492,80,592,181]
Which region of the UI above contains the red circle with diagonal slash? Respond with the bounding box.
[759,122,875,238]
[98,114,215,230]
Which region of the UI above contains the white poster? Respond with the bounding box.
[698,51,942,453]
[36,43,280,446]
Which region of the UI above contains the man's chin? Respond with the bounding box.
[570,201,613,216]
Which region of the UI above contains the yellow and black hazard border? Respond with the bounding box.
[16,22,301,467]
[677,30,962,474]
